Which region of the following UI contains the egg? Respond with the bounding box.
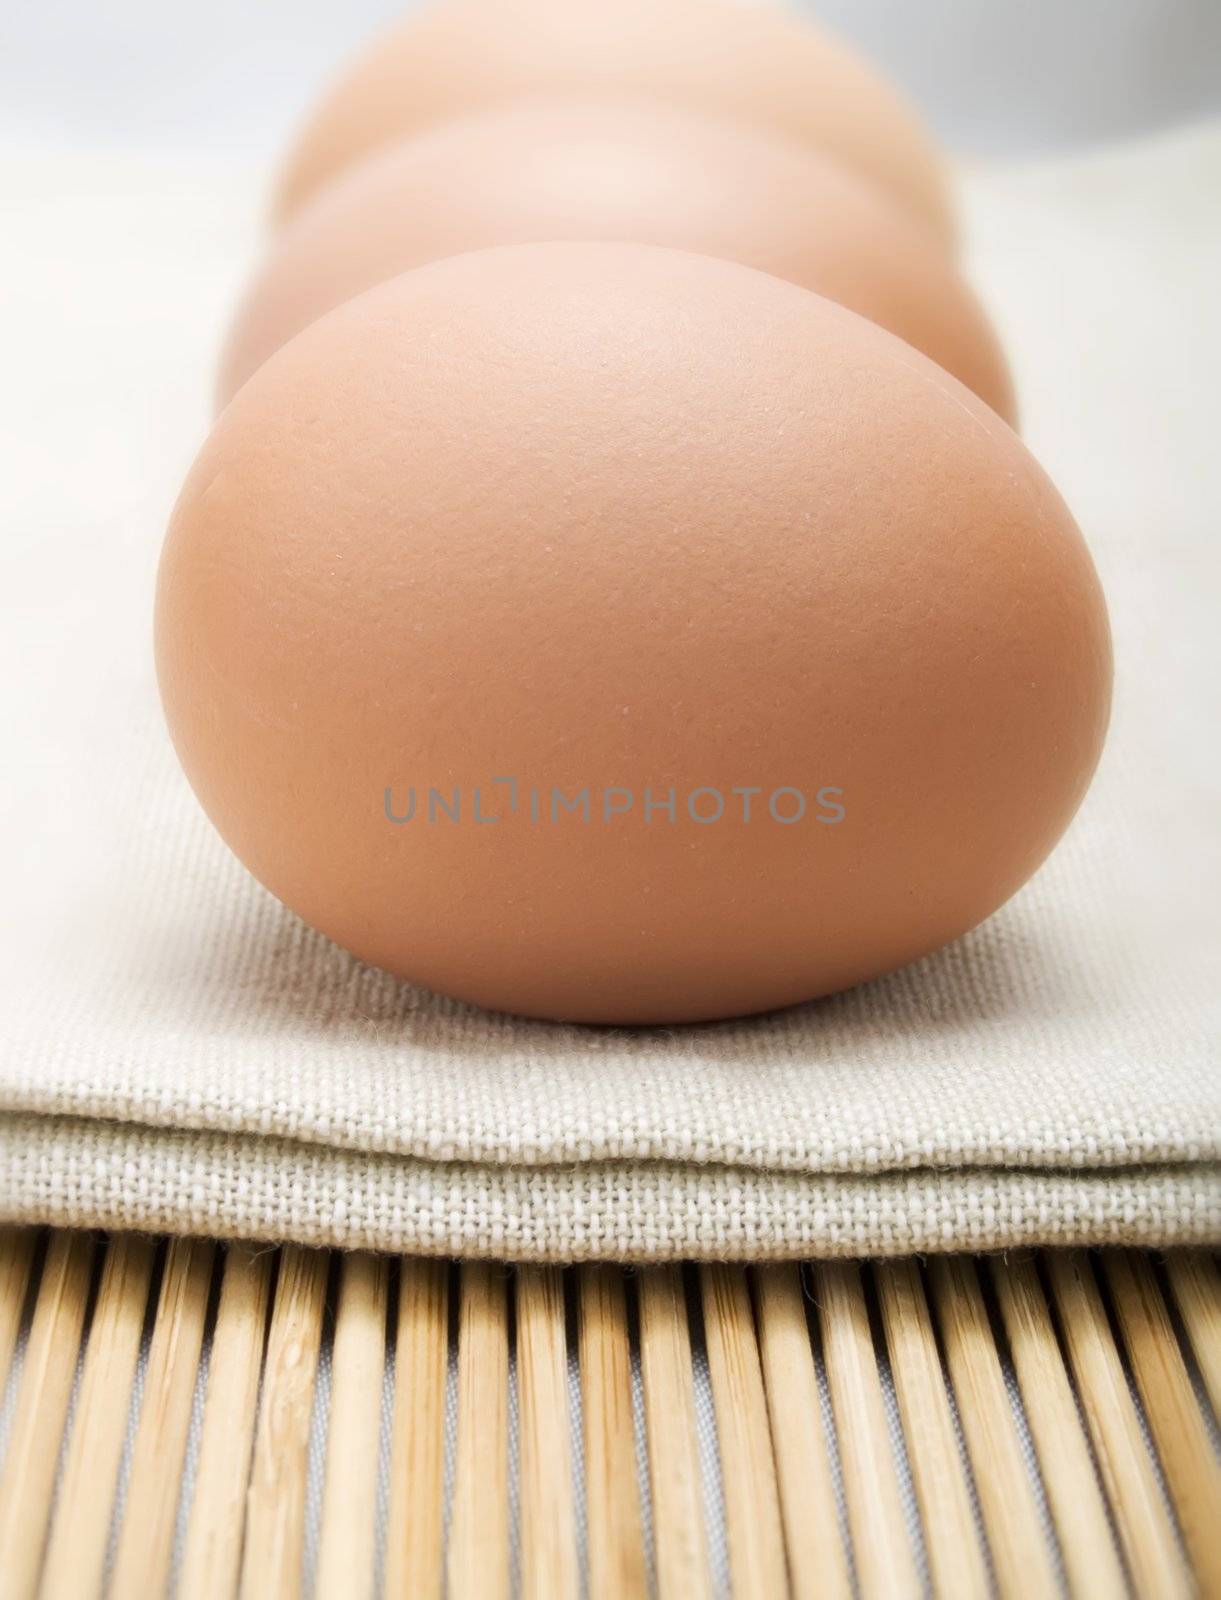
[221,101,1012,421]
[273,0,955,245]
[157,243,1111,1026]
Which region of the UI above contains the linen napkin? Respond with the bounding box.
[1,125,1217,1259]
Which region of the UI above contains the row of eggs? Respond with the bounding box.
[156,0,1112,1024]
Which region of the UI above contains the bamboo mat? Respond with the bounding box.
[0,1230,1216,1598]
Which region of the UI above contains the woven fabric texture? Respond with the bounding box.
[1,127,1218,1259]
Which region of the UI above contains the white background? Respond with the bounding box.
[3,0,1220,161]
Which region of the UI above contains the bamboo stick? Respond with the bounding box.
[1104,1250,1221,1595]
[238,1244,329,1600]
[316,1252,388,1600]
[929,1257,1058,1597]
[5,1229,1214,1600]
[384,1259,448,1600]
[109,1236,214,1600]
[815,1260,919,1599]
[638,1266,713,1600]
[1163,1250,1221,1420]
[701,1265,787,1600]
[1045,1251,1190,1600]
[990,1254,1125,1600]
[516,1265,580,1600]
[875,1259,988,1600]
[448,1262,510,1600]
[0,1229,94,1600]
[579,1265,648,1600]
[0,1227,37,1392]
[38,1234,154,1600]
[178,1242,273,1600]
[755,1264,851,1600]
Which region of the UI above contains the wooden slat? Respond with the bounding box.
[929,1257,1058,1598]
[990,1254,1126,1600]
[110,1236,214,1600]
[1046,1250,1191,1599]
[1164,1249,1221,1415]
[1164,1248,1221,1414]
[638,1266,713,1600]
[238,1244,328,1600]
[0,1230,94,1600]
[179,1242,273,1600]
[39,1234,155,1600]
[1104,1250,1221,1595]
[384,1259,448,1600]
[755,1264,851,1600]
[815,1260,919,1599]
[316,1252,388,1600]
[2,1235,1218,1599]
[875,1259,988,1600]
[701,1265,787,1600]
[0,1227,37,1392]
[448,1263,510,1600]
[516,1265,579,1600]
[580,1265,647,1600]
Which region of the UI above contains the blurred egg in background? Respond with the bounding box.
[218,99,1014,419]
[268,0,957,241]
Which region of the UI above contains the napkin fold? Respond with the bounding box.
[1,127,1217,1259]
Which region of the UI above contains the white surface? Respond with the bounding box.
[0,125,1217,1258]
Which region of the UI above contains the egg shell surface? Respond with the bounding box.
[158,242,1111,1025]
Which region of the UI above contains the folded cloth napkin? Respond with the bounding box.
[1,126,1217,1260]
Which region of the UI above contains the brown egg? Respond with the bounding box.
[274,0,955,244]
[157,243,1111,1026]
[222,101,1012,421]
